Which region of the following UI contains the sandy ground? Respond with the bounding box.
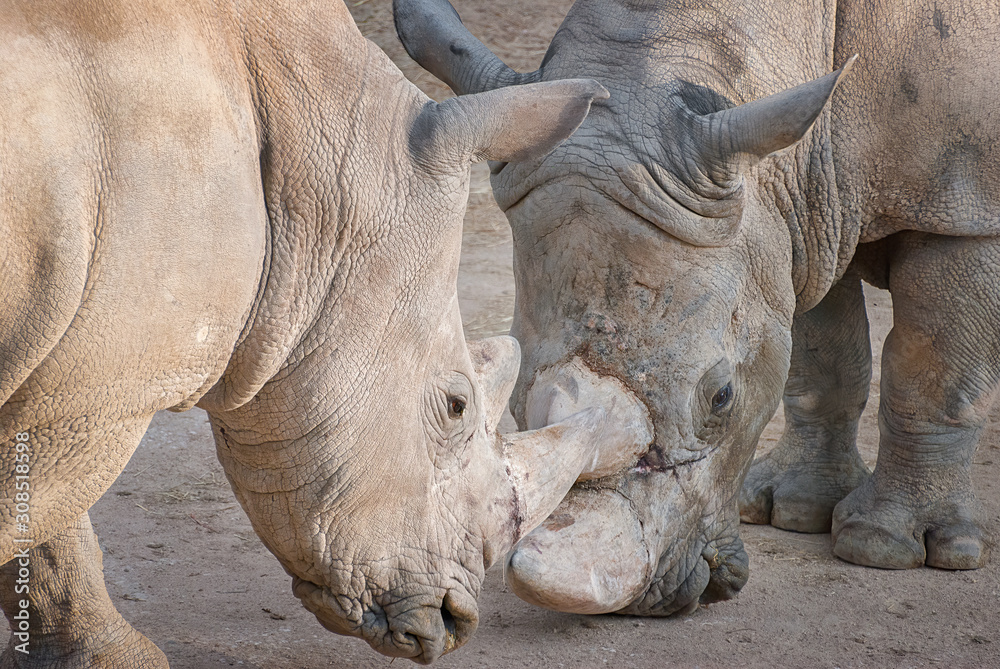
[8,1,1000,667]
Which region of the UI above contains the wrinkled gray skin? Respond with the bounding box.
[0,0,618,665]
[396,0,1000,615]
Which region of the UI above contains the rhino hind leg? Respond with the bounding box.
[832,233,998,570]
[740,272,872,533]
[0,513,168,669]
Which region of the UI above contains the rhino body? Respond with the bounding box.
[396,0,1000,615]
[0,0,619,664]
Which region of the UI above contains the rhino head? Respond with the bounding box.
[394,0,852,616]
[200,12,618,662]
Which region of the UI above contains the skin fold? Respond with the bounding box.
[395,0,1000,616]
[0,0,624,665]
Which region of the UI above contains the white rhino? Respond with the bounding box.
[0,0,617,664]
[396,0,999,615]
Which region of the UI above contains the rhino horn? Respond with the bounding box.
[497,407,608,548]
[394,0,540,94]
[694,55,857,180]
[410,79,610,166]
[505,488,651,614]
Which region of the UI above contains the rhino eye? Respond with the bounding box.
[711,384,733,413]
[448,397,466,418]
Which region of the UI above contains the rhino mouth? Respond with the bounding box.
[291,576,473,664]
[620,533,750,616]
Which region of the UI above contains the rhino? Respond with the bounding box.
[0,0,620,664]
[395,0,1000,616]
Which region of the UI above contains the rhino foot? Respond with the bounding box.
[831,479,988,570]
[1,514,169,669]
[1,625,168,669]
[740,433,870,533]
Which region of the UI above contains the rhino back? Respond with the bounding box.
[834,0,1000,241]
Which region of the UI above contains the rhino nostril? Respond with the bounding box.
[702,545,721,569]
[700,543,750,605]
[440,604,458,651]
[440,591,478,654]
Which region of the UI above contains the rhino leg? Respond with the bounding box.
[832,234,996,570]
[741,272,872,532]
[0,513,167,669]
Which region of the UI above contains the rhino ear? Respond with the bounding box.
[410,79,609,167]
[394,0,537,95]
[694,56,856,180]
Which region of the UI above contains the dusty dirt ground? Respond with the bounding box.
[8,1,1000,667]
